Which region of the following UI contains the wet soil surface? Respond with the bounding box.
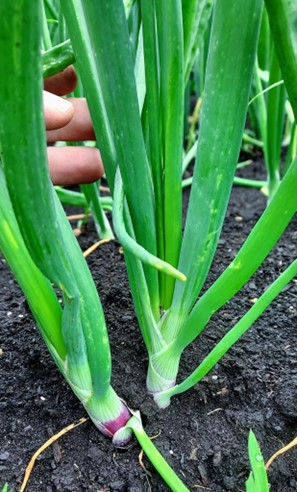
[1,160,297,491]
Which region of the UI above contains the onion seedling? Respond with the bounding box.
[3,0,296,420]
[245,2,297,199]
[59,0,297,404]
[0,0,131,445]
[245,431,269,492]
[248,51,287,199]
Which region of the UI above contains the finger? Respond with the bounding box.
[44,91,74,131]
[44,66,77,96]
[47,146,103,186]
[46,98,95,142]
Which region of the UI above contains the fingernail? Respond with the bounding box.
[44,91,73,114]
[54,96,73,114]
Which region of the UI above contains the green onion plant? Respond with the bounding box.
[186,4,297,200]
[58,0,297,405]
[244,5,296,199]
[0,0,297,489]
[0,0,131,446]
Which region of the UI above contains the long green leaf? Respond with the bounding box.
[257,7,271,72]
[164,0,263,340]
[182,0,213,86]
[0,167,65,366]
[266,44,286,197]
[61,0,159,315]
[113,168,186,283]
[155,1,184,308]
[155,257,297,407]
[174,153,297,355]
[141,0,164,279]
[265,0,297,121]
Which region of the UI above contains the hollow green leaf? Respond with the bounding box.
[265,0,297,121]
[155,257,297,407]
[61,0,159,314]
[182,0,213,85]
[127,411,191,492]
[155,0,184,308]
[164,0,263,340]
[177,152,297,353]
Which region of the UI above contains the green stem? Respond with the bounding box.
[252,59,270,167]
[155,1,184,309]
[233,177,267,189]
[55,187,88,208]
[127,412,190,492]
[81,182,114,240]
[182,175,267,190]
[42,39,75,79]
[265,0,297,121]
[284,122,297,174]
[182,140,197,174]
[266,45,286,198]
[140,0,165,298]
[41,0,52,50]
[113,168,186,282]
[183,0,214,87]
[242,133,264,148]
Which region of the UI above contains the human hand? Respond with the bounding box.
[44,67,103,186]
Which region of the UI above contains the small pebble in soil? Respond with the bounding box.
[223,476,237,490]
[0,452,9,461]
[213,448,222,467]
[110,481,126,491]
[197,463,209,485]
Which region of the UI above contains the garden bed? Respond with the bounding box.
[1,160,297,492]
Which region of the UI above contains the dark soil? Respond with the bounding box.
[1,160,297,492]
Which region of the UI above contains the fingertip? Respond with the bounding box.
[44,91,74,130]
[46,98,95,142]
[47,146,104,186]
[44,65,77,96]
